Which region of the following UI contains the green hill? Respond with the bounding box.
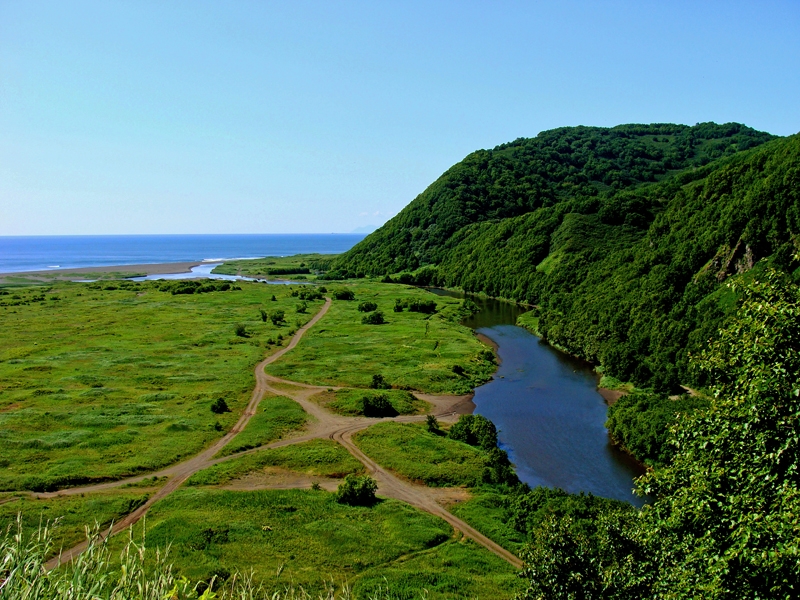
[332,123,800,390]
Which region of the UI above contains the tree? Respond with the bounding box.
[259,309,267,322]
[633,269,800,598]
[269,310,285,326]
[361,311,385,325]
[358,301,378,312]
[426,414,440,434]
[210,398,230,414]
[335,474,378,506]
[296,301,307,313]
[361,394,398,417]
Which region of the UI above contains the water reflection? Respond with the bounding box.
[429,288,646,505]
[130,263,305,284]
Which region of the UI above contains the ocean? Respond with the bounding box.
[0,234,366,273]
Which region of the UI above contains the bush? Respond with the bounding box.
[362,394,398,417]
[448,414,498,450]
[270,310,285,325]
[335,474,378,505]
[393,299,404,312]
[259,309,267,322]
[452,364,465,376]
[358,301,378,312]
[370,374,391,389]
[296,302,308,313]
[234,324,247,337]
[210,398,230,414]
[361,311,385,325]
[426,414,440,434]
[332,289,355,300]
[270,295,277,301]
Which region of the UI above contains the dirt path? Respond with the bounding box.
[44,296,521,570]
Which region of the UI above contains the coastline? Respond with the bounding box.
[0,261,202,283]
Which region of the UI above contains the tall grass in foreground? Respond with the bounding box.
[0,518,428,600]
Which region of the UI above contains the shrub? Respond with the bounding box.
[296,302,308,313]
[332,289,355,300]
[361,311,385,325]
[270,310,285,325]
[335,474,378,505]
[318,286,327,293]
[426,414,440,434]
[210,398,230,414]
[259,309,267,322]
[370,374,391,389]
[361,394,398,417]
[448,414,498,450]
[452,364,465,376]
[270,295,277,301]
[358,301,378,312]
[393,299,404,312]
[234,323,247,337]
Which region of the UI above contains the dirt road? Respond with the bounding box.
[43,296,522,570]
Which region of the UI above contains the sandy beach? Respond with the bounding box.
[0,261,203,283]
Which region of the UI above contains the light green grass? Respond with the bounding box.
[313,389,430,417]
[448,489,527,555]
[119,488,453,592]
[0,489,151,553]
[516,310,540,335]
[352,538,524,599]
[0,281,322,491]
[353,422,487,487]
[188,439,364,487]
[218,394,309,457]
[266,282,495,394]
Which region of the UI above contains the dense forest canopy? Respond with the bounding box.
[332,123,800,390]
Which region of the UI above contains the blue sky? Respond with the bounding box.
[1,1,798,235]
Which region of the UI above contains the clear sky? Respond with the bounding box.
[1,1,798,235]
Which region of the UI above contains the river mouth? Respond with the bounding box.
[429,288,647,506]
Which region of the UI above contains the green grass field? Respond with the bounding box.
[117,487,522,598]
[217,393,309,456]
[0,489,152,552]
[353,422,488,487]
[266,282,495,394]
[188,439,365,487]
[0,280,319,491]
[312,388,430,417]
[211,254,335,280]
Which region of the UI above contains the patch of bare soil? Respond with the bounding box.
[222,467,341,492]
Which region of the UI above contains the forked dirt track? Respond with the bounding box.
[44,297,522,570]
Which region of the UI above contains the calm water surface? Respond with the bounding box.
[431,289,646,506]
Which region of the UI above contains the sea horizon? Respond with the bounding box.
[0,233,367,274]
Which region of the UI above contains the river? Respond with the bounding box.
[430,289,646,506]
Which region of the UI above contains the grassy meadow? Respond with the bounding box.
[114,486,523,598]
[266,281,495,394]
[216,393,309,456]
[353,422,488,487]
[188,439,365,487]
[212,254,335,280]
[0,280,319,491]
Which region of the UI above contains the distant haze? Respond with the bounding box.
[1,1,798,235]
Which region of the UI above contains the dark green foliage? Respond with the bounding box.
[296,288,323,301]
[605,392,709,467]
[233,323,247,337]
[156,280,236,295]
[393,299,404,312]
[333,125,799,390]
[258,308,267,322]
[361,393,398,417]
[451,364,464,376]
[296,301,307,313]
[361,311,385,325]
[270,295,277,301]
[332,289,355,300]
[263,267,310,275]
[514,490,644,600]
[334,123,774,277]
[425,414,440,434]
[269,310,285,326]
[392,298,438,314]
[358,301,378,312]
[517,271,800,598]
[447,414,498,450]
[370,374,391,390]
[335,474,378,506]
[210,398,230,414]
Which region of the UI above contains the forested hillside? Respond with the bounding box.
[332,124,800,390]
